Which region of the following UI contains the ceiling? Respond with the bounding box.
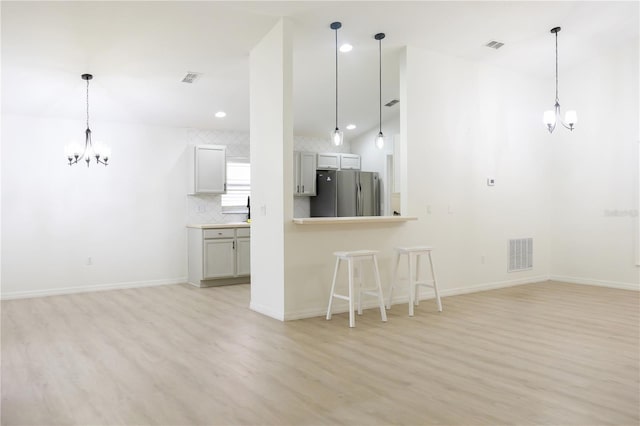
[2,1,638,139]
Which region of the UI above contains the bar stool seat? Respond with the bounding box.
[326,250,388,328]
[387,246,443,316]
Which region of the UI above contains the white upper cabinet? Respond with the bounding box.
[317,152,360,170]
[339,153,361,170]
[316,153,340,170]
[189,145,226,194]
[294,151,317,196]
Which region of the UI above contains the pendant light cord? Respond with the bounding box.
[335,27,338,130]
[378,37,382,134]
[555,31,559,103]
[86,78,90,129]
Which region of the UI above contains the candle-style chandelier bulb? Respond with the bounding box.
[543,27,577,133]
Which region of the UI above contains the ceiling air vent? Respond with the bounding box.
[485,40,505,50]
[385,99,399,107]
[181,72,202,84]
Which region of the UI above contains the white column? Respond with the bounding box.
[249,18,293,320]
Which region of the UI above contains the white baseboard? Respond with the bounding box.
[249,301,285,321]
[550,275,639,291]
[1,277,187,300]
[284,275,550,321]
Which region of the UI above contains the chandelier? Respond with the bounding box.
[543,27,577,133]
[65,74,110,166]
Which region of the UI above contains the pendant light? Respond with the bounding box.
[330,21,344,146]
[543,27,577,133]
[65,74,110,167]
[374,32,385,149]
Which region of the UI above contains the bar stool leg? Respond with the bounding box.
[356,260,363,315]
[347,258,355,328]
[415,253,421,306]
[408,253,416,317]
[372,255,388,322]
[387,251,401,309]
[429,251,443,312]
[326,257,341,320]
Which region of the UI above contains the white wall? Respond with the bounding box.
[249,18,293,320]
[1,115,189,298]
[549,39,640,289]
[282,46,552,319]
[399,46,551,296]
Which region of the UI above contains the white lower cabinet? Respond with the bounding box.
[188,225,250,287]
[236,237,251,276]
[204,239,235,279]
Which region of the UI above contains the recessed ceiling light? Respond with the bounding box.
[214,111,226,118]
[346,124,357,130]
[339,43,353,53]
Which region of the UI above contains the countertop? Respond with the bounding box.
[187,222,250,229]
[292,216,418,225]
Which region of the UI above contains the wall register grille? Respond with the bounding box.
[508,238,533,272]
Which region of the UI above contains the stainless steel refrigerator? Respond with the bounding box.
[310,170,380,217]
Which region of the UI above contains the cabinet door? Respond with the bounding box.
[299,152,317,196]
[293,151,301,194]
[317,153,340,170]
[203,239,235,279]
[195,145,226,193]
[340,154,361,170]
[236,237,251,277]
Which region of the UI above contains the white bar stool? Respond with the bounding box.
[387,246,442,316]
[326,250,388,328]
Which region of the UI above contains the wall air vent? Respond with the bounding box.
[385,99,399,107]
[181,72,202,84]
[508,238,533,272]
[485,40,505,50]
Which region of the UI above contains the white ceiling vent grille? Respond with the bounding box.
[385,99,399,107]
[181,72,202,84]
[508,238,533,272]
[485,40,505,50]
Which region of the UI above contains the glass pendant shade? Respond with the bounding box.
[375,132,384,149]
[331,128,344,146]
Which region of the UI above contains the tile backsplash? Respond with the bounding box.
[186,129,352,224]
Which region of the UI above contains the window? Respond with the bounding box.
[221,158,250,212]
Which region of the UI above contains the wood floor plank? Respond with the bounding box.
[2,281,638,425]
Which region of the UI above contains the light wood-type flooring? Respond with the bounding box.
[2,281,639,425]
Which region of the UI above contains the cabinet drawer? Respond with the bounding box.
[236,227,251,237]
[204,229,235,239]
